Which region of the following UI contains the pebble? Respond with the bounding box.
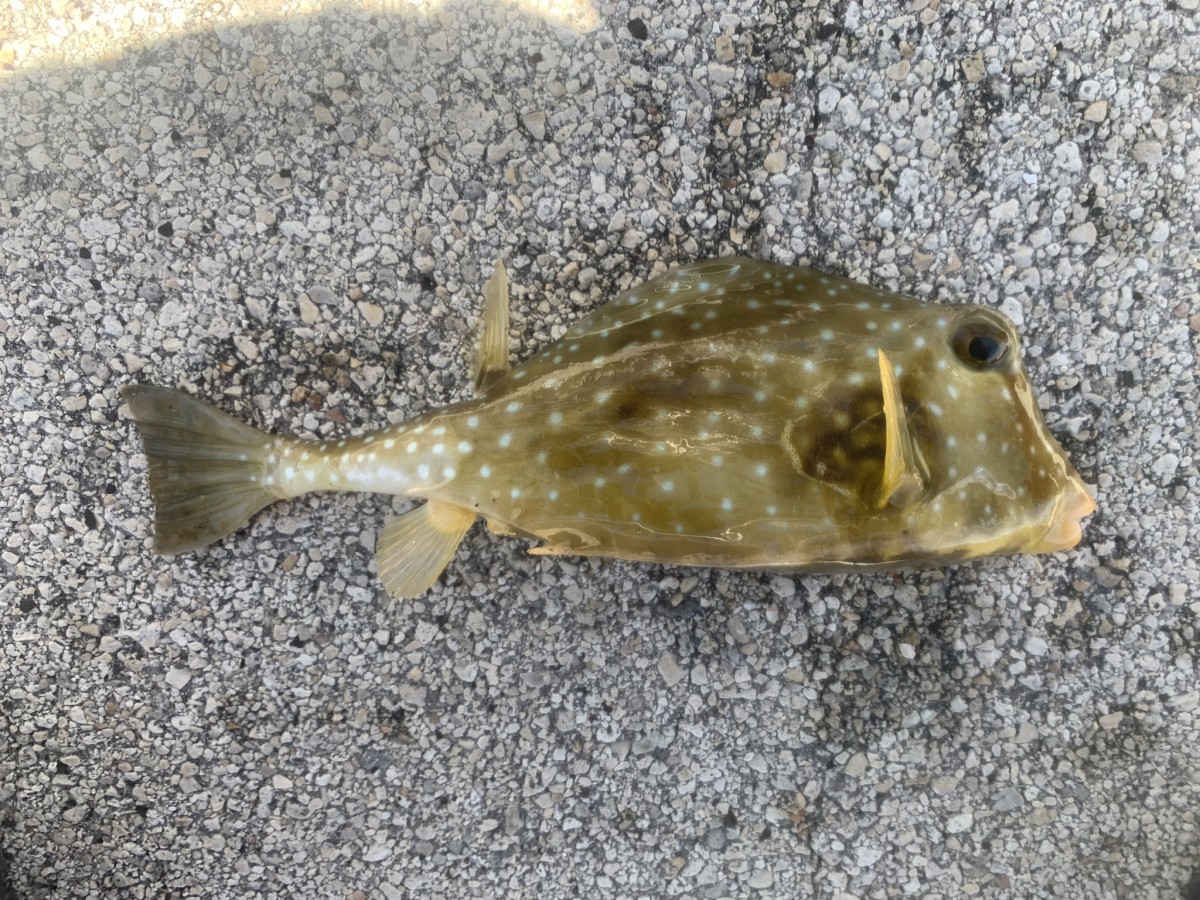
[657,651,686,687]
[521,111,546,141]
[946,812,974,834]
[357,301,385,328]
[1067,222,1097,245]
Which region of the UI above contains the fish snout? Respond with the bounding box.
[1030,473,1096,553]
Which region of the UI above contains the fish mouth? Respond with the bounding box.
[1029,475,1097,553]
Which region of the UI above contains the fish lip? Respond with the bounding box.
[1030,475,1097,553]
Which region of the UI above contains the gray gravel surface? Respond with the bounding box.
[3,2,1199,898]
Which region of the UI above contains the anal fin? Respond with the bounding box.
[877,350,926,510]
[375,499,477,598]
[473,259,511,395]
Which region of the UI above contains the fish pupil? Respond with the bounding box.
[968,334,1002,363]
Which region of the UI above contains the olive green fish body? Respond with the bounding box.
[123,258,1095,598]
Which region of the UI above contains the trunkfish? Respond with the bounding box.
[122,258,1096,598]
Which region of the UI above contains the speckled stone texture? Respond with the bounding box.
[2,2,1198,898]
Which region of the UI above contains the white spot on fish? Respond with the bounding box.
[820,329,833,341]
[499,433,512,448]
[432,426,445,436]
[866,321,877,331]
[549,489,558,500]
[594,477,606,488]
[914,336,926,348]
[596,391,610,404]
[947,384,959,399]
[721,498,733,511]
[977,432,987,444]
[848,372,864,386]
[363,435,375,445]
[711,455,724,467]
[418,464,429,479]
[432,443,444,455]
[756,464,768,477]
[467,416,479,428]
[480,465,491,478]
[662,480,674,492]
[511,487,521,499]
[766,505,777,516]
[929,403,944,417]
[946,436,958,448]
[443,467,455,479]
[549,412,563,426]
[802,359,815,373]
[890,321,902,331]
[506,401,521,413]
[406,442,417,454]
[458,441,472,453]
[383,439,394,450]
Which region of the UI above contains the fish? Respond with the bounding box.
[121,257,1096,598]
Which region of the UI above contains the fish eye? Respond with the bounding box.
[952,312,1013,371]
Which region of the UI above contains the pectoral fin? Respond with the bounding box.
[375,499,476,598]
[473,259,511,395]
[877,350,925,510]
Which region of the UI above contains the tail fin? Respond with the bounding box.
[121,384,284,554]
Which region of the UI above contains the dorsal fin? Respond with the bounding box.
[877,350,925,510]
[473,259,511,395]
